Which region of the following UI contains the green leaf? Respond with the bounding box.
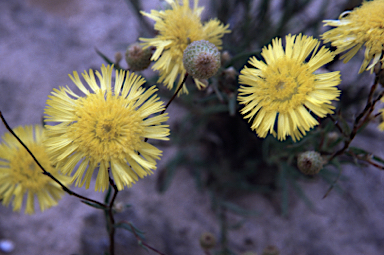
[95,48,114,65]
[115,222,146,239]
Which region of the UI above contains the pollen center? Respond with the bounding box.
[8,144,51,190]
[262,57,315,113]
[69,92,144,161]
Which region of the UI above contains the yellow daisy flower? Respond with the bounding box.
[322,0,384,73]
[44,65,170,191]
[378,109,384,131]
[238,34,341,142]
[140,0,230,94]
[0,125,69,214]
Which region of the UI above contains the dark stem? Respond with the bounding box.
[144,73,188,143]
[0,111,107,208]
[120,220,168,255]
[329,75,381,162]
[107,174,119,255]
[324,75,382,198]
[161,73,189,115]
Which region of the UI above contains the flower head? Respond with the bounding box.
[321,0,384,73]
[44,65,170,191]
[238,34,341,142]
[140,0,230,94]
[183,40,221,79]
[0,125,69,214]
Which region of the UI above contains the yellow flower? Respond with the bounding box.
[238,34,341,142]
[0,125,69,214]
[322,0,384,73]
[140,0,230,94]
[378,109,384,131]
[44,65,170,191]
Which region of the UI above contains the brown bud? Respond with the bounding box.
[199,232,216,250]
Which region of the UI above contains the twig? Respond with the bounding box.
[329,75,381,162]
[0,111,107,208]
[347,151,384,170]
[144,73,188,143]
[120,221,168,255]
[324,74,382,197]
[161,73,189,115]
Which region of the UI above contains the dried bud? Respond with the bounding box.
[221,50,231,65]
[125,43,152,71]
[199,232,216,250]
[297,151,324,175]
[261,245,280,255]
[183,40,221,79]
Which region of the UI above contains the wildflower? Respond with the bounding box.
[322,0,384,73]
[140,0,230,94]
[0,125,69,214]
[44,65,170,191]
[238,34,341,142]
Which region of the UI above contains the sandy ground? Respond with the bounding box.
[1,0,384,255]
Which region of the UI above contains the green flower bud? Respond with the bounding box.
[297,151,324,175]
[183,40,221,79]
[199,232,216,250]
[125,43,152,71]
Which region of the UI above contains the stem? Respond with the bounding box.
[120,221,168,255]
[144,73,188,143]
[107,174,119,255]
[0,112,106,208]
[161,73,189,115]
[324,75,382,198]
[329,75,381,162]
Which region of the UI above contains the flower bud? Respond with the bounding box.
[297,151,324,175]
[199,232,216,250]
[183,40,221,79]
[261,245,280,255]
[221,50,231,65]
[125,43,152,71]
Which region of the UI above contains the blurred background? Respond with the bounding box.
[1,0,384,254]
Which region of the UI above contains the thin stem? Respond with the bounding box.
[120,220,168,255]
[347,151,384,170]
[107,175,119,255]
[0,111,107,208]
[324,75,382,198]
[329,75,381,162]
[144,73,188,143]
[161,73,189,115]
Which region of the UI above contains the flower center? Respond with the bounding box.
[162,6,204,58]
[261,57,315,113]
[8,144,52,190]
[69,92,144,161]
